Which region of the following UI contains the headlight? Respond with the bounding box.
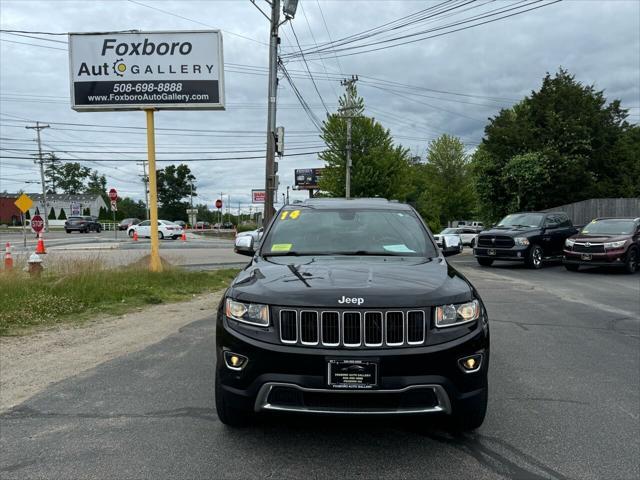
[225,298,270,326]
[514,237,529,246]
[604,240,626,249]
[565,239,575,247]
[435,299,480,328]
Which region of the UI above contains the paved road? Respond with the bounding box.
[1,256,638,479]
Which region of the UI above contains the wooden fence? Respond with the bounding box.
[543,198,640,225]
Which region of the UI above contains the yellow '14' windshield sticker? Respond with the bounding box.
[280,210,301,220]
[271,243,293,252]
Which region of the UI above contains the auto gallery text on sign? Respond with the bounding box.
[68,30,225,111]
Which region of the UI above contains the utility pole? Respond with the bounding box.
[26,122,50,231]
[137,160,150,220]
[340,76,358,199]
[263,0,281,227]
[286,185,290,205]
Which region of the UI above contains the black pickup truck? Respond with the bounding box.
[474,212,578,269]
[218,198,489,432]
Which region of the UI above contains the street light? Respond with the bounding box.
[283,0,298,19]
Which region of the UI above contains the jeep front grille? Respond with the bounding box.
[277,309,427,348]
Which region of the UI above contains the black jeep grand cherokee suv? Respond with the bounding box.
[216,198,489,431]
[474,211,578,269]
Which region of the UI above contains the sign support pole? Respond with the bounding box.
[145,109,162,272]
[22,213,26,248]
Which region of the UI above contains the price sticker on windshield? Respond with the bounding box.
[280,210,301,220]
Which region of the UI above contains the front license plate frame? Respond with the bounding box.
[328,359,378,389]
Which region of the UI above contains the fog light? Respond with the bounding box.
[224,351,248,371]
[459,354,483,373]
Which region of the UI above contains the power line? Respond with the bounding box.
[289,23,329,115]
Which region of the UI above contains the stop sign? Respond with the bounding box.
[215,199,223,209]
[31,215,44,233]
[108,188,118,201]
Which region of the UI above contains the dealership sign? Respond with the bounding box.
[252,190,266,204]
[68,30,225,111]
[295,168,324,189]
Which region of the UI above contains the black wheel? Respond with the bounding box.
[158,231,165,240]
[564,263,579,272]
[215,375,252,427]
[470,238,476,248]
[128,229,134,238]
[476,258,493,267]
[66,229,71,234]
[625,248,638,274]
[526,245,543,269]
[97,226,102,233]
[449,386,488,432]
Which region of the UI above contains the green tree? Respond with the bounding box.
[58,208,67,220]
[115,197,147,221]
[156,164,196,220]
[43,153,63,194]
[86,170,107,195]
[318,86,412,200]
[412,135,476,231]
[57,162,91,194]
[474,68,634,221]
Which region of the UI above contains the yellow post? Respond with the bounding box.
[145,109,162,272]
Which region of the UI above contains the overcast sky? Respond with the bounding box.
[1,0,638,211]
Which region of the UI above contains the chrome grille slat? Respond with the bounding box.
[386,311,404,346]
[300,311,319,345]
[278,308,428,348]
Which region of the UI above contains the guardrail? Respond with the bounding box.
[99,222,119,231]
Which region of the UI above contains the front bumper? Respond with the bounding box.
[474,246,528,261]
[216,317,489,416]
[563,249,627,267]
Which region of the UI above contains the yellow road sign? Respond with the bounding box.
[14,193,34,213]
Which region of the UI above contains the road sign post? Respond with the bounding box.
[109,188,118,240]
[14,193,34,248]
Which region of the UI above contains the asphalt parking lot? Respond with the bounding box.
[1,255,638,479]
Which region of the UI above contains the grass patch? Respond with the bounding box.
[0,264,239,336]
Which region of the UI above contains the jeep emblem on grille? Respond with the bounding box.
[338,296,364,305]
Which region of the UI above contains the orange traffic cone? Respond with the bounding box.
[4,242,13,271]
[133,230,139,241]
[181,230,187,242]
[35,233,46,254]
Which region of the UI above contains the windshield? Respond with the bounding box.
[581,219,636,235]
[497,213,544,228]
[261,208,436,257]
[440,228,460,234]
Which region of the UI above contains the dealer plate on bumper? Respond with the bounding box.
[328,359,378,389]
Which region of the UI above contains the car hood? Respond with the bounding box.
[479,226,540,237]
[570,233,629,243]
[228,256,475,308]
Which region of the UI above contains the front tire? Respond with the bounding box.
[128,229,134,238]
[158,231,164,240]
[625,247,638,274]
[476,258,493,267]
[449,386,488,433]
[66,229,71,234]
[215,376,252,427]
[526,245,543,269]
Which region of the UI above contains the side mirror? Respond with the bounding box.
[442,235,462,257]
[234,235,255,256]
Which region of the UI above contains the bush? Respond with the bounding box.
[236,223,259,233]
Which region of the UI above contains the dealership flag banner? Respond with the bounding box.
[69,31,225,111]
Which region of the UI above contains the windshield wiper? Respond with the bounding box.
[333,251,408,256]
[262,251,328,257]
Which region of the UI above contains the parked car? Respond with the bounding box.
[127,220,183,240]
[118,218,141,231]
[222,221,234,230]
[563,217,639,273]
[473,211,578,269]
[65,216,102,233]
[194,221,212,230]
[220,198,488,432]
[174,220,187,229]
[236,227,263,243]
[435,227,478,247]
